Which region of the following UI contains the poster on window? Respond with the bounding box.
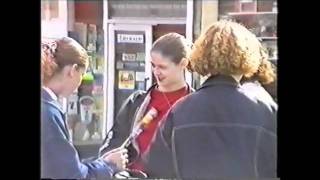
[118,70,135,89]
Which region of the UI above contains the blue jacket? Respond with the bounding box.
[144,75,277,179]
[41,89,117,179]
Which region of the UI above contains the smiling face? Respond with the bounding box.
[150,33,192,91]
[151,51,185,90]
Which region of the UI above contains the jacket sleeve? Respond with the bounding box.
[143,110,176,178]
[42,111,117,179]
[99,91,142,156]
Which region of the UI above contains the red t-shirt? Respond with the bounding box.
[129,86,189,171]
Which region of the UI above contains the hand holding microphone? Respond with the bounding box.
[101,147,129,170]
[99,107,158,171]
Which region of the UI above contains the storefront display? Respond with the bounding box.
[66,24,106,146]
[218,0,277,101]
[219,0,278,66]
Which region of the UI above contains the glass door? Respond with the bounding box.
[106,24,153,134]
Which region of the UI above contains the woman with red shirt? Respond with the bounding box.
[99,33,194,176]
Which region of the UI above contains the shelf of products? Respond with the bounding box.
[220,0,278,63]
[219,0,278,101]
[227,11,277,16]
[66,23,106,146]
[73,140,103,146]
[261,40,277,61]
[226,13,276,37]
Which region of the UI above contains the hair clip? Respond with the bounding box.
[42,41,58,64]
[42,40,57,52]
[48,41,57,55]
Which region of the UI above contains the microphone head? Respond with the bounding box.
[141,107,158,126]
[148,107,158,118]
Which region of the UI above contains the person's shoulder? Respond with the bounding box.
[241,82,277,112]
[42,101,61,115]
[41,101,64,126]
[128,90,147,103]
[128,84,157,102]
[170,93,194,112]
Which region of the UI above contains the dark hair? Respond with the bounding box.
[41,37,89,84]
[151,32,191,64]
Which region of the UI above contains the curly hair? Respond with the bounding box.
[41,37,89,85]
[189,20,276,84]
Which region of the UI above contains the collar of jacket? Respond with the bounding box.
[41,88,65,114]
[41,88,70,140]
[198,74,241,91]
[147,82,194,94]
[129,82,194,103]
[131,82,194,129]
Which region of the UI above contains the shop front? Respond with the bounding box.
[104,0,194,135]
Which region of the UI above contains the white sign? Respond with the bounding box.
[117,34,144,43]
[135,72,145,82]
[122,53,136,61]
[136,52,145,61]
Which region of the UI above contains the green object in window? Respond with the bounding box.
[82,72,94,85]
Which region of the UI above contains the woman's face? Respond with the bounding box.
[61,65,86,97]
[151,51,185,89]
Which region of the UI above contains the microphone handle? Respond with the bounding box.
[120,108,157,149]
[120,128,143,148]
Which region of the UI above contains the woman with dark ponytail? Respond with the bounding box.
[41,37,128,179]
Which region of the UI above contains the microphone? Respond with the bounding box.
[120,107,158,148]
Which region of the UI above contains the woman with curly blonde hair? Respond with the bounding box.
[189,20,275,84]
[144,20,277,179]
[190,19,277,100]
